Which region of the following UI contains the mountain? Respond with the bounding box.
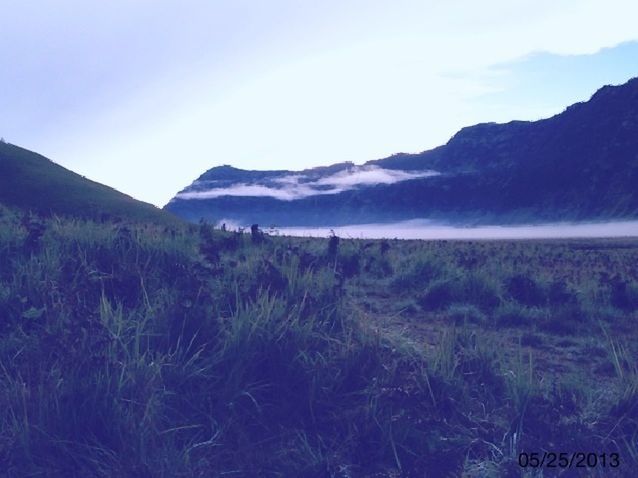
[0,141,180,224]
[165,78,638,226]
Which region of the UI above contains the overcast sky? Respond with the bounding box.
[2,0,638,206]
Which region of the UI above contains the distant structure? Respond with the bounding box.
[251,224,263,244]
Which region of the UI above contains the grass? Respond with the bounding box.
[0,142,179,225]
[1,206,638,476]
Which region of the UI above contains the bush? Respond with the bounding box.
[363,254,393,278]
[391,256,446,292]
[418,272,501,312]
[463,272,502,311]
[539,303,586,335]
[520,332,544,347]
[610,277,638,312]
[418,278,458,310]
[494,302,545,327]
[337,249,361,278]
[446,304,486,325]
[505,274,546,306]
[547,279,576,306]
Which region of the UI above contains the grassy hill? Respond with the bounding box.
[0,141,180,225]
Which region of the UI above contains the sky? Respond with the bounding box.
[1,0,638,207]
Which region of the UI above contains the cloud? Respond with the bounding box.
[465,41,638,122]
[314,166,433,188]
[178,184,302,201]
[176,166,438,201]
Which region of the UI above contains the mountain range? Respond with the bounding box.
[2,78,637,228]
[165,77,638,226]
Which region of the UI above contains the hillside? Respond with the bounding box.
[166,77,638,226]
[0,141,179,224]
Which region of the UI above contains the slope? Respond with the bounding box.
[0,141,180,224]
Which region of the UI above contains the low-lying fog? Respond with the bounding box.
[264,220,638,240]
[179,166,439,201]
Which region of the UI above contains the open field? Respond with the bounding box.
[1,206,637,477]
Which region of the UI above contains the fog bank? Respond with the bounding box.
[177,166,439,201]
[270,220,638,240]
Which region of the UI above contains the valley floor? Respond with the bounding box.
[1,207,637,477]
[349,238,638,381]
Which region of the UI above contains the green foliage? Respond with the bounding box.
[390,254,445,292]
[494,302,546,328]
[539,303,588,335]
[0,210,445,475]
[1,208,637,476]
[418,271,501,312]
[0,142,179,225]
[505,273,547,307]
[610,276,638,311]
[446,303,487,325]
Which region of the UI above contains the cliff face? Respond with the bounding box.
[166,78,638,226]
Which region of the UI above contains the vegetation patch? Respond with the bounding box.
[1,208,637,476]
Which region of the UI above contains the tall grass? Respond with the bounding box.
[1,208,638,476]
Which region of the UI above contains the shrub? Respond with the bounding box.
[505,274,546,306]
[418,272,501,312]
[462,272,502,311]
[446,304,486,325]
[418,278,458,310]
[391,256,446,292]
[520,332,544,347]
[494,302,545,327]
[363,253,393,278]
[626,282,638,311]
[547,279,576,306]
[610,276,638,312]
[337,249,361,278]
[539,303,586,335]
